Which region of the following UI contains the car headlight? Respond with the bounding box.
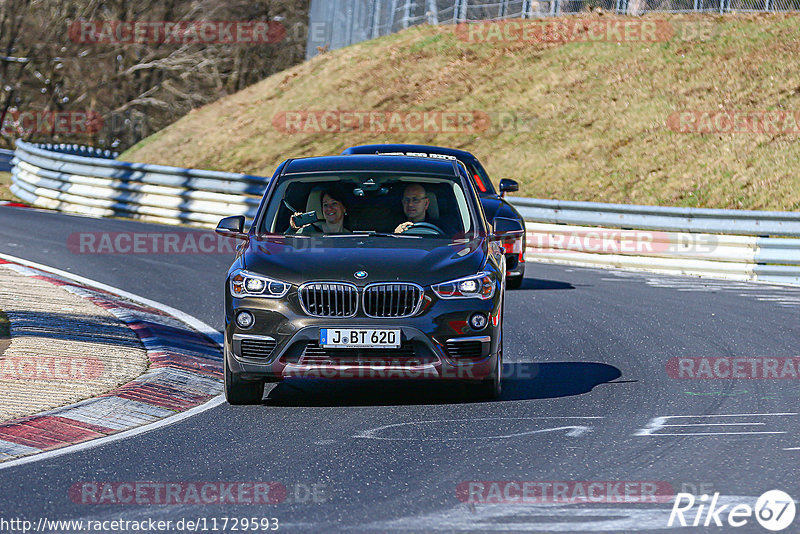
[432,272,495,300]
[230,269,290,298]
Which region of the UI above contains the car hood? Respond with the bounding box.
[242,236,488,287]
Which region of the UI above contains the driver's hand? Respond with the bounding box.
[394,221,414,234]
[289,211,303,230]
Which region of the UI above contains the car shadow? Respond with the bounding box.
[260,362,623,406]
[517,278,575,290]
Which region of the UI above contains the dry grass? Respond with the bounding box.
[123,13,800,211]
[0,172,13,201]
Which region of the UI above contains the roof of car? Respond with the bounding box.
[283,154,460,175]
[341,144,478,160]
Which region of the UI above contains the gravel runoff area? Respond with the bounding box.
[0,264,149,422]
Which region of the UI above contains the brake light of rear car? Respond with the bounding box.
[473,174,487,193]
[502,237,522,255]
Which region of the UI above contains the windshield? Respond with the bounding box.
[259,172,477,239]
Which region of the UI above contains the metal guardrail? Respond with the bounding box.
[520,218,800,286]
[9,140,800,285]
[11,140,268,227]
[512,197,800,238]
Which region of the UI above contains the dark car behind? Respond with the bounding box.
[341,144,527,288]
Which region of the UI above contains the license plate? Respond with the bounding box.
[320,328,401,348]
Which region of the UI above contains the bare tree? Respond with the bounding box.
[0,0,310,149]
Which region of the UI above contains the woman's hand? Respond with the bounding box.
[289,212,303,230]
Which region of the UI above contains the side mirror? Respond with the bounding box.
[493,217,524,238]
[498,179,519,197]
[215,215,247,239]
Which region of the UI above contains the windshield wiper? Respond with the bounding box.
[349,231,422,239]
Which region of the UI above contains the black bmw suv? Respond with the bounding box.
[341,144,527,288]
[216,155,523,404]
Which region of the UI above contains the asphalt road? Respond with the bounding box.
[1,206,799,533]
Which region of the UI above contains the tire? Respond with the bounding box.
[475,281,505,399]
[507,275,523,290]
[475,356,502,400]
[224,349,265,405]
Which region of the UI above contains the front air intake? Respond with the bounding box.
[299,282,359,317]
[362,283,424,318]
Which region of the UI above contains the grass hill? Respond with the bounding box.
[122,13,800,211]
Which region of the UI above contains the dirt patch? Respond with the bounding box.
[0,172,13,201]
[0,267,149,422]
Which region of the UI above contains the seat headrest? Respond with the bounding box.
[425,191,439,219]
[306,188,324,219]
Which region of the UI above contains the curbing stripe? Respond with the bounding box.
[49,397,176,431]
[0,438,40,456]
[0,255,224,464]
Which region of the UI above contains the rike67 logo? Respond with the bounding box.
[669,490,796,531]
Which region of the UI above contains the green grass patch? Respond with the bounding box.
[122,13,800,211]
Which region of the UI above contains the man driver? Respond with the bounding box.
[394,183,451,235]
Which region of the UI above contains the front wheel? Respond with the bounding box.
[474,353,502,400]
[224,349,265,405]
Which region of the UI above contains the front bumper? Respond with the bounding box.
[225,289,501,382]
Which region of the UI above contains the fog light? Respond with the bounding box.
[469,313,488,330]
[236,311,255,329]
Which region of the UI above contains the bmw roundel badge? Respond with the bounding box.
[354,271,368,279]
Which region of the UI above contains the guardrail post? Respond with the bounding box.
[389,0,399,31]
[402,0,412,28]
[426,0,439,24]
[522,0,532,17]
[457,0,468,22]
[370,0,383,38]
